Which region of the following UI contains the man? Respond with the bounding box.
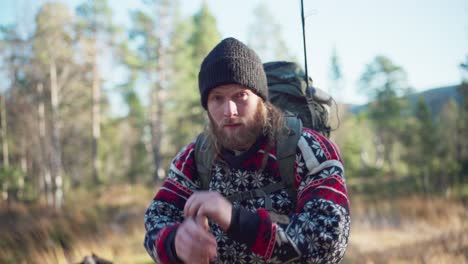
[144,37,350,264]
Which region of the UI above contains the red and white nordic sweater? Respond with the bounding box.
[144,128,350,263]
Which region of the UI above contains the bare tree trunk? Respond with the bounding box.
[37,83,53,205]
[1,94,9,201]
[50,61,64,209]
[1,94,9,168]
[18,138,27,199]
[150,83,162,183]
[91,43,101,185]
[149,2,172,183]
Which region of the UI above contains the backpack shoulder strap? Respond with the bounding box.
[276,115,302,204]
[194,132,214,190]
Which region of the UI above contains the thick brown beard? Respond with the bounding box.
[208,100,267,151]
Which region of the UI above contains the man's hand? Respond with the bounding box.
[184,191,232,231]
[174,217,217,264]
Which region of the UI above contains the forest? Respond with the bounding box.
[0,0,467,263]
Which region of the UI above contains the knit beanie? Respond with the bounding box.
[198,37,268,109]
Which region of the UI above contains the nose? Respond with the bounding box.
[224,100,238,117]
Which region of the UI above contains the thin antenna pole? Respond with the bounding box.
[301,0,310,88]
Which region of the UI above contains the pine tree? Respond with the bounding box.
[437,99,461,194]
[165,3,221,153]
[359,56,410,175]
[328,46,343,100]
[124,0,177,182]
[247,2,295,62]
[76,0,117,185]
[415,97,438,192]
[456,80,468,186]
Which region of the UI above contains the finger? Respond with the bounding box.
[184,193,195,217]
[175,225,194,261]
[176,220,216,261]
[184,218,217,247]
[207,238,218,260]
[195,194,232,231]
[196,214,209,231]
[184,192,203,217]
[185,193,204,218]
[180,219,217,263]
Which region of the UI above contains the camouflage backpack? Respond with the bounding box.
[195,61,331,212]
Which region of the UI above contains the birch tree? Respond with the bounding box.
[32,2,74,208]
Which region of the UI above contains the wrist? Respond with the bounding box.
[168,227,184,264]
[226,206,260,247]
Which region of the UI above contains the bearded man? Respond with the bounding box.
[144,37,350,264]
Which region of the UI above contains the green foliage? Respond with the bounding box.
[76,0,114,34]
[33,2,74,64]
[328,47,343,98]
[0,166,24,190]
[120,0,180,182]
[359,56,411,174]
[247,2,295,62]
[456,82,468,188]
[402,98,437,192]
[128,10,159,70]
[0,166,31,202]
[360,56,409,99]
[338,117,365,177]
[329,47,342,83]
[165,19,200,152]
[99,117,127,183]
[102,74,152,184]
[121,77,151,183]
[165,3,221,153]
[333,112,385,181]
[415,97,437,153]
[189,2,221,64]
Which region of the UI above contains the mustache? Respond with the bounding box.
[222,118,243,126]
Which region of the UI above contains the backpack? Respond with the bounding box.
[194,61,331,212]
[264,61,332,138]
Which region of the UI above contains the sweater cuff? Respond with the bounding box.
[226,206,260,247]
[165,226,184,264]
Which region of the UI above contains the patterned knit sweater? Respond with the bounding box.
[144,128,350,263]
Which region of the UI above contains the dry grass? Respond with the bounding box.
[0,184,157,264]
[345,196,468,264]
[23,226,153,264]
[2,185,467,263]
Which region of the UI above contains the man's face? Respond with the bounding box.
[207,84,265,151]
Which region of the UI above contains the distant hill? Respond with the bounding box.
[349,85,463,116]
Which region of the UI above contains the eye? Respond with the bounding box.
[210,94,223,102]
[236,91,248,99]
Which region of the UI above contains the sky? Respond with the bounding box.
[1,0,467,105]
[180,0,468,104]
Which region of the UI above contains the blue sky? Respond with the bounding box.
[1,0,467,105]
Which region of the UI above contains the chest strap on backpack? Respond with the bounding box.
[226,181,286,211]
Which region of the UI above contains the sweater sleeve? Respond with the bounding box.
[235,129,351,263]
[143,143,199,264]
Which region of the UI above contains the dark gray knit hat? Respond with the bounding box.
[198,37,268,109]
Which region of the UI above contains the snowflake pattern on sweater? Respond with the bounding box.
[144,128,350,263]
